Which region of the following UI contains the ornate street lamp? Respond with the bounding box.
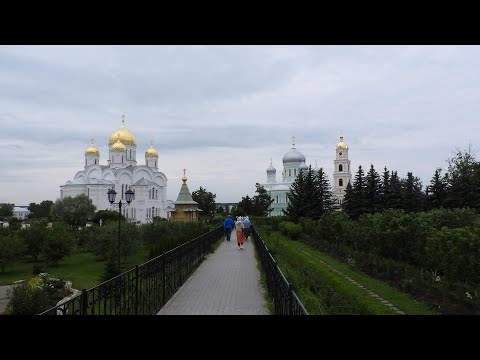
[107,187,135,273]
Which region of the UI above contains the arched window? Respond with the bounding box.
[339,179,343,187]
[294,169,297,176]
[339,164,343,172]
[155,161,157,168]
[149,189,151,199]
[276,196,279,204]
[130,150,132,158]
[95,159,97,164]
[85,159,87,166]
[156,189,158,199]
[122,156,124,163]
[289,169,291,177]
[122,184,124,199]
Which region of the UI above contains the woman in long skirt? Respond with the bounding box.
[235,220,245,249]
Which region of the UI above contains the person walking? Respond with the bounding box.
[242,216,251,242]
[235,218,246,249]
[224,214,234,241]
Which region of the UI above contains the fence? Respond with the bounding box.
[251,226,308,315]
[39,226,223,315]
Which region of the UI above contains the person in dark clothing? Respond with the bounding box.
[224,214,234,241]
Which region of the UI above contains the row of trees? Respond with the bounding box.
[343,148,480,219]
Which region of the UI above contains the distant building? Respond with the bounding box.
[262,134,352,216]
[169,170,202,222]
[13,206,30,220]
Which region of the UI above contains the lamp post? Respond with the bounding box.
[107,188,135,273]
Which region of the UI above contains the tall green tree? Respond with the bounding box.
[316,167,334,216]
[365,164,383,214]
[50,194,96,227]
[428,168,449,209]
[0,233,24,273]
[237,195,255,216]
[344,165,367,219]
[445,148,480,209]
[0,203,14,219]
[28,200,54,220]
[381,166,391,209]
[284,167,324,221]
[388,171,403,209]
[252,183,274,216]
[401,172,425,212]
[192,186,216,220]
[21,223,46,262]
[42,223,75,266]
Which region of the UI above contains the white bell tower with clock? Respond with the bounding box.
[332,132,352,207]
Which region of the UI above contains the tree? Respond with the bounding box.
[445,147,480,209]
[92,210,125,225]
[0,203,14,219]
[428,168,449,209]
[50,194,96,227]
[237,195,255,216]
[316,168,334,216]
[192,186,216,220]
[21,223,46,262]
[401,172,425,212]
[343,165,367,219]
[42,223,75,266]
[0,233,24,273]
[365,164,383,214]
[28,200,54,220]
[284,167,325,221]
[388,171,403,209]
[381,166,391,209]
[252,183,274,216]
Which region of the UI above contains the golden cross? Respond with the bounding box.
[291,136,296,149]
[183,169,186,177]
[150,139,154,146]
[122,114,125,124]
[270,157,272,165]
[90,138,94,145]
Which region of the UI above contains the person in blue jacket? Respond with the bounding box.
[224,214,234,241]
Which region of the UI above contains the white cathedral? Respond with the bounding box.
[60,115,168,224]
[262,134,352,216]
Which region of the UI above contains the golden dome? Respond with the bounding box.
[145,144,159,157]
[336,135,349,150]
[85,140,99,156]
[111,138,127,151]
[108,114,137,145]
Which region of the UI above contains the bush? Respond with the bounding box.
[278,221,302,239]
[5,274,74,315]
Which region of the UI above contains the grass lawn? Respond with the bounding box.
[256,224,436,315]
[0,244,150,290]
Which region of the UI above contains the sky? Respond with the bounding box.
[0,45,479,206]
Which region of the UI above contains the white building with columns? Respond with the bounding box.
[60,115,168,224]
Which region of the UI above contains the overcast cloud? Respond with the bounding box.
[0,45,479,205]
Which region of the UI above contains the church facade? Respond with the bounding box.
[262,135,352,216]
[60,115,168,224]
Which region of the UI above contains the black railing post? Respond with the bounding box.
[162,258,166,304]
[135,265,139,315]
[81,289,88,315]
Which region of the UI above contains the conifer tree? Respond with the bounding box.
[316,167,334,216]
[428,168,448,209]
[365,164,382,214]
[381,166,390,210]
[388,171,403,209]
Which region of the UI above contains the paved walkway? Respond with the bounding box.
[0,285,11,315]
[158,230,268,315]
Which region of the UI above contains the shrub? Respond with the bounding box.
[278,221,302,239]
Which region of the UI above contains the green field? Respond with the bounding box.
[256,225,436,315]
[0,245,149,290]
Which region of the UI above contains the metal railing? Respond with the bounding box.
[40,226,223,315]
[251,226,308,315]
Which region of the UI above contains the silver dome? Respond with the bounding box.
[282,149,306,164]
[267,164,276,173]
